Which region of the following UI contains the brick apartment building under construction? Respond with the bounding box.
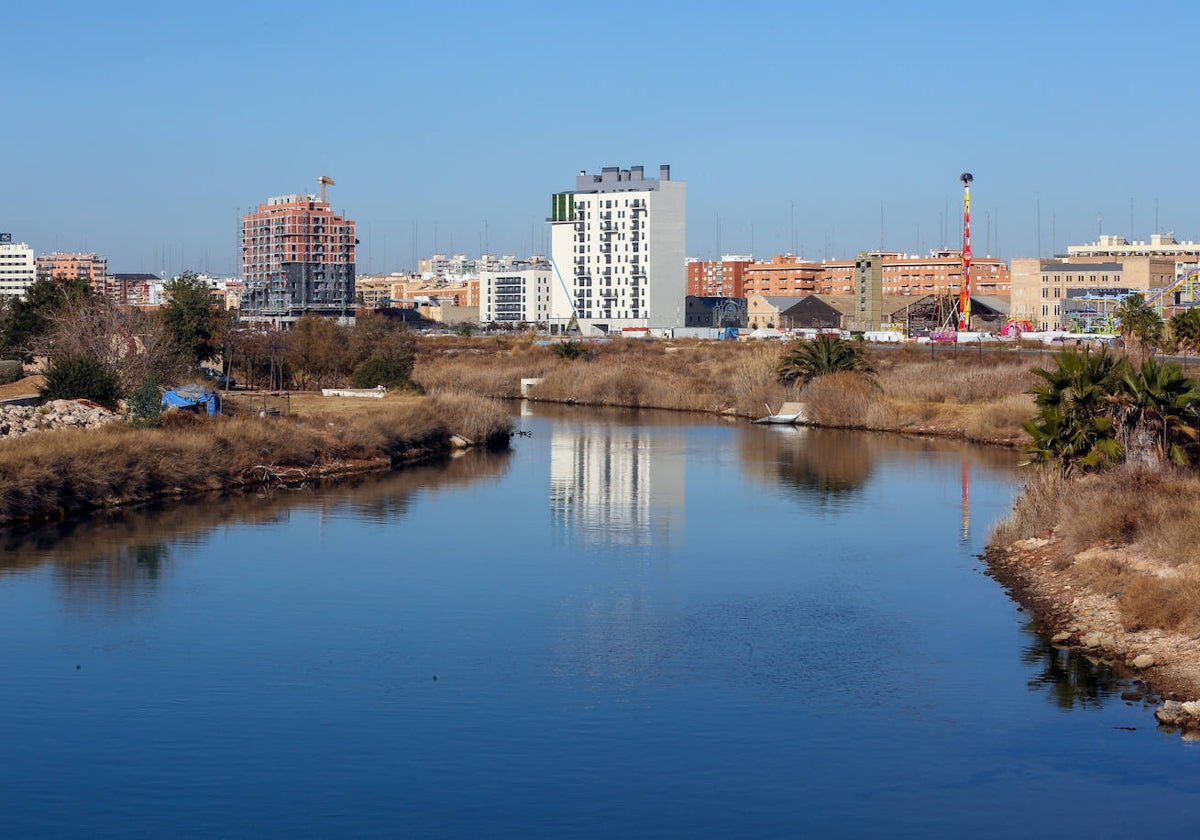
[241,193,356,323]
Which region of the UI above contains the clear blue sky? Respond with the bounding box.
[4,0,1197,275]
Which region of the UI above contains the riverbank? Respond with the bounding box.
[0,389,511,528]
[413,336,1036,447]
[987,468,1200,727]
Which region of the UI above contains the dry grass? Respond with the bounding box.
[0,391,512,527]
[412,336,1035,442]
[1118,571,1200,632]
[799,373,897,428]
[989,467,1066,546]
[992,467,1200,634]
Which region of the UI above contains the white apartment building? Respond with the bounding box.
[480,259,552,325]
[0,239,36,299]
[549,164,686,334]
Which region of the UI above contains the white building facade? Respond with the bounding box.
[480,260,552,325]
[0,239,37,299]
[549,164,685,334]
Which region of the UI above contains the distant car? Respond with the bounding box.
[200,367,236,388]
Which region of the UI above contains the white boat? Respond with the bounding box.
[753,402,804,425]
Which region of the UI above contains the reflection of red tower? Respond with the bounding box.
[961,458,970,542]
[958,172,973,330]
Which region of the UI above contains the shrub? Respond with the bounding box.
[39,354,122,409]
[352,355,414,389]
[126,374,163,428]
[552,340,594,361]
[0,359,22,385]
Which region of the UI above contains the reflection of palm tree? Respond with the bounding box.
[1021,627,1122,710]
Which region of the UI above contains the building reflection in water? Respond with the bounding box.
[549,425,685,548]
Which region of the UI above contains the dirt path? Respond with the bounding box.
[0,376,44,400]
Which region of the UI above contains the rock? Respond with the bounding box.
[1131,654,1155,670]
[1051,632,1071,644]
[448,434,473,449]
[1156,700,1184,726]
[1081,632,1102,649]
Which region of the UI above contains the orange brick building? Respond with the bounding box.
[739,251,1010,298]
[686,256,752,297]
[36,252,107,288]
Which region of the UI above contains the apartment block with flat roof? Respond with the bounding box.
[1067,233,1200,260]
[0,241,36,299]
[36,252,107,289]
[549,164,685,334]
[740,251,1009,298]
[241,193,356,323]
[687,255,752,297]
[480,258,552,325]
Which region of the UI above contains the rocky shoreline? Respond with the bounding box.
[985,535,1200,737]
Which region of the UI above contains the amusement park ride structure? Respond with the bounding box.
[1061,264,1200,333]
[944,170,1200,336]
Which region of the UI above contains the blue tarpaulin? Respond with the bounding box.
[161,384,221,415]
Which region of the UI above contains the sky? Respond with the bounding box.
[4,0,1199,276]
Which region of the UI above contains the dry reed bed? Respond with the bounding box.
[415,337,1036,443]
[0,392,512,527]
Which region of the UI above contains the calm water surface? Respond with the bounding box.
[1,405,1198,837]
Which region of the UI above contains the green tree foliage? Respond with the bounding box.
[1169,308,1200,358]
[776,335,875,387]
[0,359,22,385]
[1114,293,1163,360]
[348,314,417,385]
[1023,349,1200,473]
[1023,349,1127,474]
[38,354,123,410]
[160,271,219,366]
[1116,356,1200,467]
[551,340,594,361]
[351,356,415,388]
[126,373,164,428]
[0,275,92,362]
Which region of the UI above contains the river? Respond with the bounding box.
[1,405,1198,837]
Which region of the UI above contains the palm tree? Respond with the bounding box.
[776,335,875,387]
[1169,308,1200,368]
[1114,292,1163,362]
[1116,356,1200,468]
[1023,348,1128,473]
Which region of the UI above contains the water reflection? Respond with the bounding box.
[737,425,1018,542]
[738,427,874,501]
[1021,625,1130,710]
[0,448,512,608]
[550,424,685,547]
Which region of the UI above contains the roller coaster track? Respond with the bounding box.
[1145,265,1200,313]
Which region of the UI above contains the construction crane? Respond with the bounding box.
[318,175,335,203]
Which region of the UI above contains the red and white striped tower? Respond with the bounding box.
[958,172,974,330]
